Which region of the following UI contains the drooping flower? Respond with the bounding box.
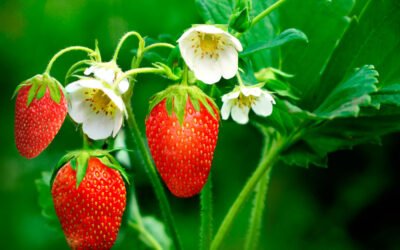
[221,85,275,124]
[178,25,243,84]
[66,79,126,140]
[84,63,130,94]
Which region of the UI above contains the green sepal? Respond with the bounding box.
[17,74,64,107]
[98,154,130,184]
[51,149,130,189]
[46,76,62,104]
[27,77,41,107]
[36,82,48,100]
[76,151,90,188]
[12,78,31,99]
[70,157,78,170]
[147,84,219,127]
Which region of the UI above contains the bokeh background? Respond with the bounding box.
[1,0,399,249]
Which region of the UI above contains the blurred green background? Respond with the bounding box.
[1,0,399,249]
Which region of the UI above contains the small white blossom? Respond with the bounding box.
[66,79,126,140]
[178,25,243,84]
[84,63,129,94]
[221,85,275,124]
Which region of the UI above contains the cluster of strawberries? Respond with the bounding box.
[13,35,221,250]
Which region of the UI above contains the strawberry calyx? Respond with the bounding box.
[147,84,219,126]
[51,149,130,188]
[13,74,67,107]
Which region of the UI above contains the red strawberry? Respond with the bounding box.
[51,157,126,250]
[14,75,67,158]
[146,85,220,197]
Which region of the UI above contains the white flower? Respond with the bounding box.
[178,25,243,84]
[66,79,126,140]
[84,63,129,94]
[221,85,275,124]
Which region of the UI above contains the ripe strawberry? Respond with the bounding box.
[14,74,67,158]
[146,85,220,197]
[51,157,126,249]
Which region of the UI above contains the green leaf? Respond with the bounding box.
[281,141,327,168]
[370,83,400,109]
[317,0,400,109]
[76,152,90,188]
[280,0,354,106]
[141,216,172,250]
[264,79,299,100]
[313,65,379,119]
[241,28,308,57]
[35,172,63,234]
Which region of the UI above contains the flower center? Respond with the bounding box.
[84,89,117,117]
[199,34,218,53]
[192,32,224,59]
[234,93,258,109]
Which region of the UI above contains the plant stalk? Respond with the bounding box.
[200,173,213,250]
[44,46,96,75]
[210,135,287,250]
[236,0,287,38]
[244,166,273,250]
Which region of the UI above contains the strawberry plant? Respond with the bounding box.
[7,0,400,249]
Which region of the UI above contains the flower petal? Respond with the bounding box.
[221,99,233,120]
[231,105,250,124]
[241,86,262,97]
[222,91,240,102]
[85,66,115,85]
[192,24,225,34]
[112,111,123,137]
[82,113,114,140]
[193,56,222,84]
[218,46,238,80]
[118,78,129,94]
[221,32,243,52]
[252,93,274,117]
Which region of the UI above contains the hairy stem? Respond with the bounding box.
[236,0,287,38]
[113,67,165,89]
[200,173,213,250]
[244,166,273,250]
[210,135,287,250]
[112,31,145,62]
[143,42,175,53]
[125,101,182,250]
[44,46,96,75]
[251,0,286,27]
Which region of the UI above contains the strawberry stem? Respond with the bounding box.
[236,71,245,86]
[210,130,300,250]
[244,165,273,250]
[142,42,175,53]
[236,0,287,38]
[112,31,145,63]
[44,46,97,75]
[181,64,189,86]
[200,173,213,250]
[112,67,166,90]
[124,100,183,250]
